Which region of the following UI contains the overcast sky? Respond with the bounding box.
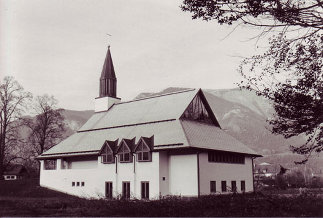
[0,0,268,111]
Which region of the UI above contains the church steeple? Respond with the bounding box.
[100,46,117,98]
[95,46,121,113]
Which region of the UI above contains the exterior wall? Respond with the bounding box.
[40,152,160,199]
[94,96,121,112]
[199,153,254,195]
[169,154,198,196]
[68,159,97,169]
[159,151,169,196]
[40,151,255,199]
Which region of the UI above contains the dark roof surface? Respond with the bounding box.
[100,46,116,79]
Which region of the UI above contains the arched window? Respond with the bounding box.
[136,140,151,162]
[101,145,114,164]
[119,142,132,163]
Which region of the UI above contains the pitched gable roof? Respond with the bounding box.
[134,136,154,151]
[116,138,136,153]
[39,89,260,158]
[78,89,199,131]
[99,139,119,155]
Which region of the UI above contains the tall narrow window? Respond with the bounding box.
[119,143,132,163]
[231,181,237,192]
[136,141,151,162]
[221,181,227,192]
[241,181,246,192]
[106,182,113,199]
[141,182,149,199]
[101,144,114,164]
[210,181,216,193]
[122,181,130,199]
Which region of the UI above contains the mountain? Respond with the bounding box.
[62,109,94,133]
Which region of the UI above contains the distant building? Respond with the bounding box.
[38,47,260,199]
[254,162,278,180]
[3,165,28,180]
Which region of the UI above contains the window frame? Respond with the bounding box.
[210,181,216,193]
[44,159,57,170]
[136,140,152,162]
[221,181,227,192]
[101,144,115,164]
[208,151,245,164]
[141,181,149,199]
[122,181,131,199]
[241,180,246,192]
[105,182,113,199]
[119,142,132,163]
[231,181,237,192]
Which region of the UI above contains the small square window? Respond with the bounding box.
[162,177,166,181]
[77,182,80,186]
[81,182,85,186]
[72,182,75,186]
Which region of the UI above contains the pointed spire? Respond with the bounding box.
[100,46,116,79]
[99,46,117,98]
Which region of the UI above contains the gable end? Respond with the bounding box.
[180,89,221,128]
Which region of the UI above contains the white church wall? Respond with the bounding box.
[199,153,254,195]
[169,154,198,196]
[94,96,121,112]
[159,151,169,196]
[68,159,98,169]
[40,153,161,199]
[133,152,160,199]
[40,159,106,198]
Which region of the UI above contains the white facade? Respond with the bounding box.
[94,96,121,112]
[40,151,254,199]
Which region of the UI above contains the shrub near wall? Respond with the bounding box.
[1,193,323,216]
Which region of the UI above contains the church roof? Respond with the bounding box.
[39,89,259,158]
[79,89,199,131]
[100,46,116,79]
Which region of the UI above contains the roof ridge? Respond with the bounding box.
[116,88,196,105]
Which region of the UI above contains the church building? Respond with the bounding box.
[38,47,260,199]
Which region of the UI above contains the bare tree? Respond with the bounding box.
[0,76,32,179]
[25,95,66,171]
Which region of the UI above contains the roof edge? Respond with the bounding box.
[116,88,196,105]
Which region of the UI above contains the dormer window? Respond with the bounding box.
[135,136,153,162]
[101,146,114,164]
[136,141,151,162]
[100,140,118,164]
[118,141,132,163]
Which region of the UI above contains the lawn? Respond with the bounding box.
[0,179,323,216]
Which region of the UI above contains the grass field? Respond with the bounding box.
[1,179,323,216]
